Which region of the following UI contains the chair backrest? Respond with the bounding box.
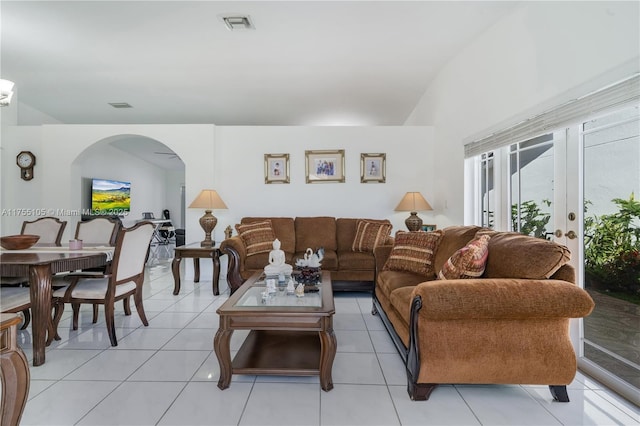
[142,212,155,219]
[110,221,155,283]
[163,209,170,220]
[75,217,120,246]
[21,216,67,246]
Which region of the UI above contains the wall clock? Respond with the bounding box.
[16,151,36,181]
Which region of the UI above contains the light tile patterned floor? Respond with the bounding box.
[15,259,640,426]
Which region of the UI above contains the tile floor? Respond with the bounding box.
[15,259,640,426]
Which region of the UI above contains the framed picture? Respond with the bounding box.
[264,153,290,184]
[305,150,345,183]
[422,224,437,232]
[360,153,386,183]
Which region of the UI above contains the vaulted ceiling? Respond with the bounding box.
[2,1,520,127]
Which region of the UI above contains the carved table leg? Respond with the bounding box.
[29,264,52,366]
[319,317,337,392]
[172,255,182,295]
[214,324,233,390]
[193,259,200,283]
[212,250,221,296]
[1,314,30,426]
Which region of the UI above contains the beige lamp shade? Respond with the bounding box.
[189,189,228,247]
[394,192,433,231]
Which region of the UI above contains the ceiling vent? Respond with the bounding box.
[108,102,133,109]
[221,15,254,31]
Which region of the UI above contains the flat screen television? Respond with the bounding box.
[91,178,131,214]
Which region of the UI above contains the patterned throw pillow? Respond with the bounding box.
[235,220,276,256]
[438,234,491,280]
[351,220,393,252]
[383,230,444,277]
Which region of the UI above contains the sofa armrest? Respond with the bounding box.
[220,236,247,293]
[374,245,394,275]
[412,279,594,320]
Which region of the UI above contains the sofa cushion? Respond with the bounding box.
[481,231,571,279]
[295,217,337,252]
[235,220,276,256]
[439,234,491,280]
[337,218,392,251]
[338,251,375,271]
[351,220,393,252]
[241,217,296,253]
[389,285,415,328]
[377,269,431,297]
[383,230,444,278]
[433,226,484,274]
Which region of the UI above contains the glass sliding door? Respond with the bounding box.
[581,104,640,399]
[509,134,555,239]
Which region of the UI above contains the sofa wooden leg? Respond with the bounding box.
[549,385,569,402]
[371,302,378,315]
[407,381,437,401]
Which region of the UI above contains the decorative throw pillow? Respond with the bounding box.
[383,230,444,277]
[352,220,393,252]
[235,220,276,256]
[438,234,491,280]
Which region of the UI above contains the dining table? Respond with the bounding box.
[0,245,114,366]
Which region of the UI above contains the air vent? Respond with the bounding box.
[221,15,254,31]
[108,102,133,109]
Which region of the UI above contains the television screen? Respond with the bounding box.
[91,179,131,214]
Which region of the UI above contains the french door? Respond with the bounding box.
[481,103,639,404]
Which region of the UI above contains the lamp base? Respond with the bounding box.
[405,212,423,232]
[199,210,217,247]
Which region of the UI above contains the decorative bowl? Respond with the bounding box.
[0,234,40,250]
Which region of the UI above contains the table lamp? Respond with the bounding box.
[188,189,228,247]
[395,192,433,231]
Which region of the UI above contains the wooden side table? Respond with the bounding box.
[172,243,225,295]
[1,313,30,426]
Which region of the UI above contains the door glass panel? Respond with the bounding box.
[583,105,640,392]
[480,152,494,228]
[509,134,554,239]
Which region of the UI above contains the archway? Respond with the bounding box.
[70,134,185,230]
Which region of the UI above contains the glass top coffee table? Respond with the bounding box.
[214,270,336,391]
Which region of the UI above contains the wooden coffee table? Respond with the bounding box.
[214,271,336,391]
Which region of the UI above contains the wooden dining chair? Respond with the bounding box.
[75,217,120,246]
[74,217,122,323]
[51,221,154,346]
[21,216,67,246]
[1,216,68,287]
[0,287,31,330]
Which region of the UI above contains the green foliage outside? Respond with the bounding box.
[511,199,552,239]
[584,193,640,300]
[510,195,639,303]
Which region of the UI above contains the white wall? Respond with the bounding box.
[1,124,214,244]
[405,1,640,226]
[214,126,434,237]
[1,123,432,280]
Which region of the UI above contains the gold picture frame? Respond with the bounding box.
[305,150,345,183]
[264,153,290,184]
[360,153,386,183]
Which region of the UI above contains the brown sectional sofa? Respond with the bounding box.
[373,225,595,401]
[220,216,392,293]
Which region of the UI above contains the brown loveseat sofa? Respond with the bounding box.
[220,216,393,293]
[373,225,595,401]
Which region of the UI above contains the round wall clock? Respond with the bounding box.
[16,151,36,181]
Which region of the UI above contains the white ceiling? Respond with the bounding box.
[1,1,520,168]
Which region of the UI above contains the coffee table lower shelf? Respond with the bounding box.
[232,330,321,376]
